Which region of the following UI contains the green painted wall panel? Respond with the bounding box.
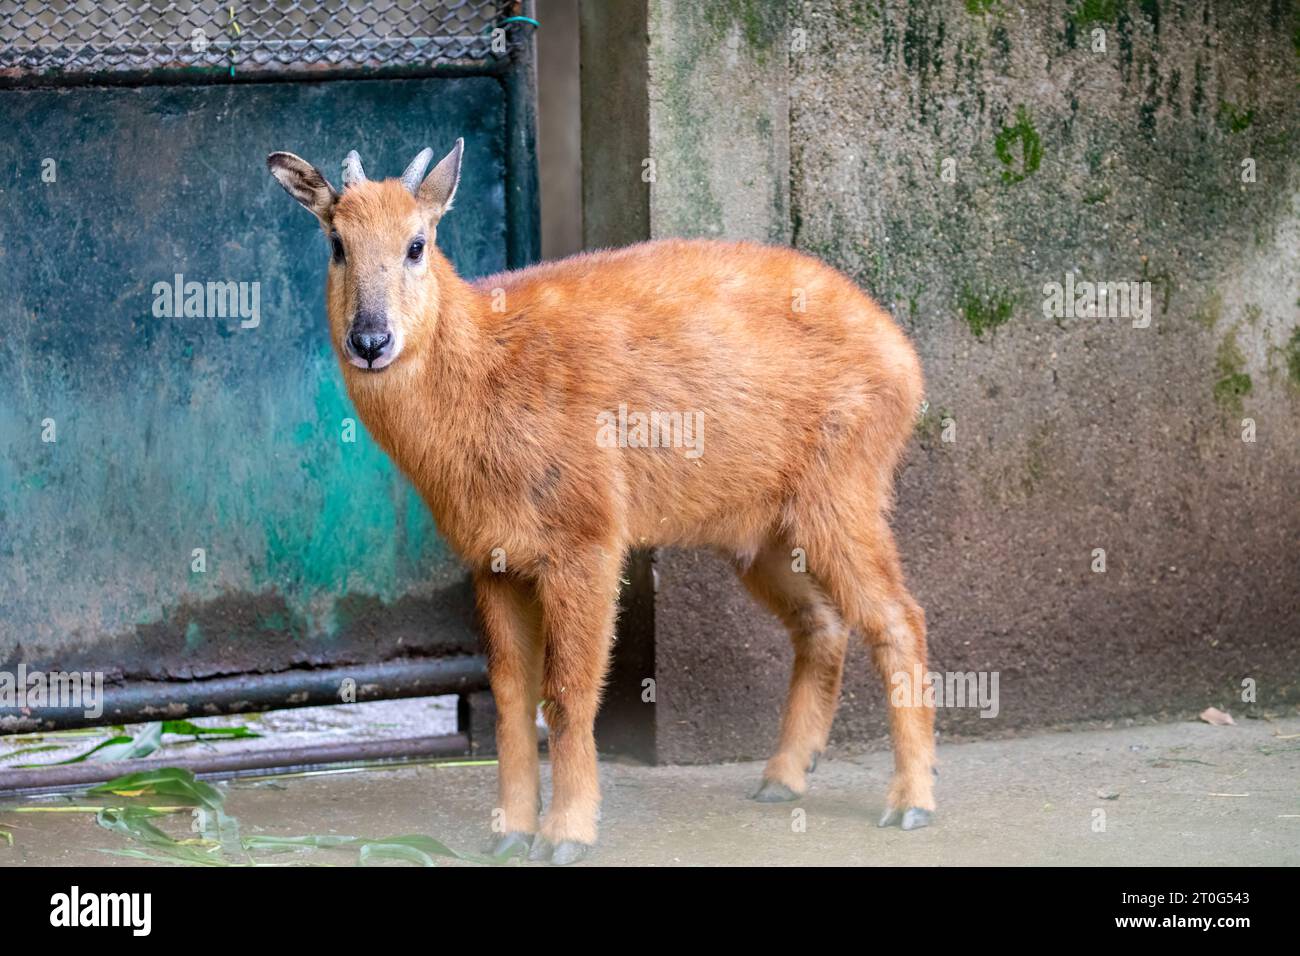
[0,77,506,677]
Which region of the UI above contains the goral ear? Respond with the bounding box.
[415,138,463,221]
[267,151,338,223]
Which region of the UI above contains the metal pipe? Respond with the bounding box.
[504,0,541,270]
[0,734,474,796]
[0,655,489,734]
[0,61,511,91]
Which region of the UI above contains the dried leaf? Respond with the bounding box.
[1199,707,1235,726]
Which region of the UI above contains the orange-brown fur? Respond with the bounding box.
[279,168,935,855]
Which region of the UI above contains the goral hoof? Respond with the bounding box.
[878,807,934,830]
[488,831,534,859]
[528,838,591,865]
[551,840,591,865]
[752,780,800,803]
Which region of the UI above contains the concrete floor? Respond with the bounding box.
[2,715,1296,866]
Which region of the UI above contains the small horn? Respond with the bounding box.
[341,150,367,188]
[400,147,435,193]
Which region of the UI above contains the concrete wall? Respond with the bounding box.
[581,0,1300,763]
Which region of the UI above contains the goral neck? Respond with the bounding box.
[341,262,490,493]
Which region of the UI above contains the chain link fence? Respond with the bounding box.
[0,0,521,77]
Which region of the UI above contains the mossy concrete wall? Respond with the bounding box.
[582,0,1300,763]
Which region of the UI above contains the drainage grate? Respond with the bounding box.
[0,0,519,77]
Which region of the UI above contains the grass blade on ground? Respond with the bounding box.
[90,768,225,811]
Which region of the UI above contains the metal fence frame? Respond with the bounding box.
[0,0,540,754]
[0,1,540,267]
[3,1,506,77]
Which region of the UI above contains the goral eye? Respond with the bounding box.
[330,233,345,263]
[407,237,425,262]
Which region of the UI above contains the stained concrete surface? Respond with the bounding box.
[2,714,1295,867]
[580,0,1300,765]
[780,0,1300,765]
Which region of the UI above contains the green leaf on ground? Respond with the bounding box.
[1,744,62,762]
[15,736,133,768]
[88,769,500,868]
[243,832,505,866]
[90,768,225,811]
[15,720,257,769]
[355,835,472,867]
[96,807,233,867]
[87,723,164,762]
[8,728,104,740]
[16,723,163,767]
[161,720,259,740]
[242,834,356,852]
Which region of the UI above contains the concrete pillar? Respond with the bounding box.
[580,0,795,764]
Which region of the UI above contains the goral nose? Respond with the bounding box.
[348,330,391,363]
